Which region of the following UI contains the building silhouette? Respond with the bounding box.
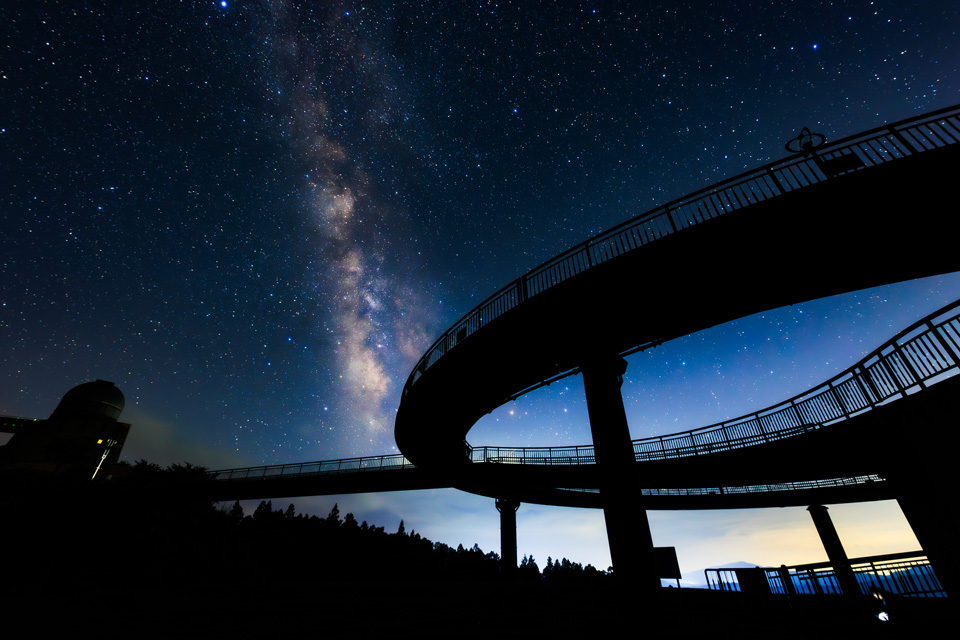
[0,379,130,480]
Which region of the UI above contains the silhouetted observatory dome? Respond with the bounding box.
[50,380,125,421]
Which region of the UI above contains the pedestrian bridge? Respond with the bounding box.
[211,297,960,510]
[211,104,960,592]
[395,104,960,469]
[213,103,960,510]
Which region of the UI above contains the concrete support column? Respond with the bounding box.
[807,504,860,596]
[895,493,958,596]
[496,498,520,578]
[873,378,960,596]
[582,354,659,593]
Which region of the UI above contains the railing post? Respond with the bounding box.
[862,363,884,402]
[890,126,920,154]
[778,565,797,596]
[663,205,678,233]
[756,412,769,442]
[765,167,787,194]
[517,276,527,304]
[828,383,847,417]
[930,321,960,364]
[790,400,805,430]
[850,368,873,406]
[878,351,907,397]
[892,342,926,389]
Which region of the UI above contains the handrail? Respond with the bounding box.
[467,298,960,464]
[209,453,414,481]
[404,104,960,395]
[555,474,885,497]
[707,552,944,597]
[637,475,883,497]
[212,298,960,480]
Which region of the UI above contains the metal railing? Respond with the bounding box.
[212,299,960,481]
[405,105,960,395]
[706,552,944,598]
[470,444,596,465]
[467,298,960,464]
[637,475,883,497]
[768,553,945,598]
[210,453,414,482]
[554,475,883,497]
[211,298,960,484]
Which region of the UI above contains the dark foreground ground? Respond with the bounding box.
[3,580,951,638]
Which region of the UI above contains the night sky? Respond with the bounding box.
[3,1,959,576]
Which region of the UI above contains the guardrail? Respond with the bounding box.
[638,475,883,497]
[210,453,414,481]
[212,299,960,481]
[706,552,944,598]
[555,474,884,496]
[405,104,960,395]
[211,299,960,482]
[772,553,944,598]
[467,298,960,464]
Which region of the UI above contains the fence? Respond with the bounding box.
[705,552,945,598]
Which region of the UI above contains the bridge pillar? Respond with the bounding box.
[872,382,960,597]
[807,505,860,596]
[581,355,659,592]
[496,498,520,578]
[893,486,959,597]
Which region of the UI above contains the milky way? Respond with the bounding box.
[255,1,437,442]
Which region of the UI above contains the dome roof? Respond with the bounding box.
[50,380,125,421]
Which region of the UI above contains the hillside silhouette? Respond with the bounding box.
[3,460,952,637]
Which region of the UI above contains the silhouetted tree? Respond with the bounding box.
[229,500,244,523]
[254,500,273,520]
[519,554,540,582]
[325,503,341,527]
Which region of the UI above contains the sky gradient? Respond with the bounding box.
[3,1,959,576]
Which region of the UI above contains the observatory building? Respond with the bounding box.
[0,380,130,480]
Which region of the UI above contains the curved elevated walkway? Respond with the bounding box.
[213,106,960,513]
[213,299,960,513]
[396,105,960,468]
[210,105,960,591]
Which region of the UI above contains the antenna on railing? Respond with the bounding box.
[785,127,827,154]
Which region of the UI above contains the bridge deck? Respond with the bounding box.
[397,107,960,470]
[211,106,960,511]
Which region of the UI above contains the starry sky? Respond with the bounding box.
[3,1,959,576]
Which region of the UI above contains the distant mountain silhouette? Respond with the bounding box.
[681,561,761,588]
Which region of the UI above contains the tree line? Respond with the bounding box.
[4,460,606,589]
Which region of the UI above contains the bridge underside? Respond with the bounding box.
[453,371,960,506]
[216,370,959,512]
[210,467,449,503]
[210,469,894,510]
[396,143,960,471]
